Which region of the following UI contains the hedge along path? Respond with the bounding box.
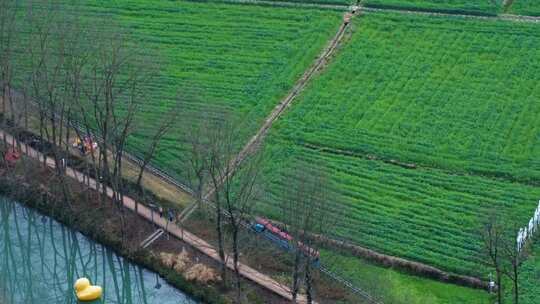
[0,129,314,304]
[183,10,359,221]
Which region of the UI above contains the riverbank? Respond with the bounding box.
[0,122,495,304]
[0,198,197,304]
[0,144,284,304]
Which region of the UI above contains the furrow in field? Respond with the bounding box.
[258,12,540,276]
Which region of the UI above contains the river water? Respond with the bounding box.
[0,197,197,304]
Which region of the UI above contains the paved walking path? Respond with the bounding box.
[0,129,311,304]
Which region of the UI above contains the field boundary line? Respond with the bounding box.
[193,0,349,10]
[0,128,315,304]
[190,0,540,23]
[363,6,540,23]
[499,13,540,22]
[179,9,355,221]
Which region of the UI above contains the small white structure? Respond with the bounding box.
[517,200,540,252]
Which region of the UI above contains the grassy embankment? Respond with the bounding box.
[323,250,491,304]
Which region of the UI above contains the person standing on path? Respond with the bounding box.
[168,209,175,223]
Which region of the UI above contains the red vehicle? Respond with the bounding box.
[4,148,21,166]
[73,136,97,155]
[253,217,320,263]
[297,241,320,260]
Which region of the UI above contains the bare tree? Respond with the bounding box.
[80,24,149,204]
[135,104,179,197]
[23,0,86,203]
[482,210,529,304]
[481,210,505,304]
[224,147,263,302]
[281,163,334,303]
[501,221,527,304]
[0,0,19,142]
[205,118,236,289]
[202,116,264,301]
[183,118,210,212]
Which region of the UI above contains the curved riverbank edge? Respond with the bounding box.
[0,176,227,304]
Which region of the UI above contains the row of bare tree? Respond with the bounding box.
[1,1,333,303]
[9,2,533,304]
[182,116,334,303]
[482,211,531,304]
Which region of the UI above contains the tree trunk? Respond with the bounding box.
[292,252,301,303]
[232,225,241,303]
[305,261,313,304]
[496,269,502,304]
[216,200,227,287]
[136,163,146,193]
[513,263,519,304]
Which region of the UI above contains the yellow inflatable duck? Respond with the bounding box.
[74,278,102,302]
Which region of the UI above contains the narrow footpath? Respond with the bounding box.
[181,10,357,222]
[0,129,313,304]
[231,12,352,168]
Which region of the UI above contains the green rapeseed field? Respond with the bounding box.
[260,12,540,276]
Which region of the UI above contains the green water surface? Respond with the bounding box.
[0,197,197,304]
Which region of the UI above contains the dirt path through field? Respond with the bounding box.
[231,14,352,166]
[0,128,314,304]
[182,11,357,221]
[192,3,540,213]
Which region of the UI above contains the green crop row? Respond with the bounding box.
[257,12,540,276]
[272,12,540,186]
[262,0,352,6]
[263,0,498,15]
[261,140,540,275]
[90,0,341,183]
[11,0,342,184]
[507,0,540,16]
